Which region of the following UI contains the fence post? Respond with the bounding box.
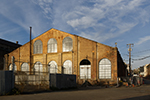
[3,57,5,71]
[11,56,15,90]
[11,56,15,72]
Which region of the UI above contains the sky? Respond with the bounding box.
[0,0,150,69]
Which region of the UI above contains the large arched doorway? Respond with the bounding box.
[80,59,91,79]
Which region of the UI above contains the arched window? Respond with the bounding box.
[80,59,91,79]
[21,63,29,74]
[34,62,43,74]
[48,61,57,73]
[63,37,73,52]
[48,38,57,53]
[34,40,43,54]
[9,63,17,71]
[99,58,111,79]
[63,60,72,74]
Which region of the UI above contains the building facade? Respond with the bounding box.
[139,64,150,77]
[0,38,21,70]
[4,28,126,85]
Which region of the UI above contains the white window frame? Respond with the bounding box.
[21,63,29,74]
[63,60,72,74]
[34,62,43,75]
[80,65,91,79]
[9,63,17,71]
[48,38,57,53]
[34,40,43,54]
[99,58,111,79]
[48,61,57,73]
[63,37,73,52]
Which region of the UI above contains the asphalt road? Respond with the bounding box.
[1,85,150,100]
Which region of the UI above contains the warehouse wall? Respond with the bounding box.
[5,28,125,85]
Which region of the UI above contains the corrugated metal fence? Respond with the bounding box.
[0,71,14,95]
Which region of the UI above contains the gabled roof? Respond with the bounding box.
[23,28,115,49]
[0,38,21,47]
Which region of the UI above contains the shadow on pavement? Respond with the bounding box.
[20,85,112,95]
[122,95,150,100]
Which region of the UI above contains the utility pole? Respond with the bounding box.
[30,27,32,74]
[127,43,134,76]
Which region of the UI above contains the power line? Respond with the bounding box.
[132,49,150,54]
[132,55,150,61]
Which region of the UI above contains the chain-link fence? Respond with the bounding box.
[4,56,76,92]
[8,60,60,93]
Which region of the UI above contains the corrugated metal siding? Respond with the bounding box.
[0,71,14,95]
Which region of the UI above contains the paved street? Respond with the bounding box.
[1,85,150,100]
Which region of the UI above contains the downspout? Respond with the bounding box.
[77,36,79,79]
[96,43,98,80]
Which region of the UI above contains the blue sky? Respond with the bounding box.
[0,0,150,69]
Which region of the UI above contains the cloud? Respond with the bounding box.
[57,0,150,42]
[32,0,53,19]
[0,0,150,45]
[0,0,53,38]
[67,16,95,28]
[136,36,150,45]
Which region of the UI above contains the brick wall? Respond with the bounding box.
[5,28,126,85]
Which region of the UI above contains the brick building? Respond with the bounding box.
[4,28,126,85]
[0,38,21,70]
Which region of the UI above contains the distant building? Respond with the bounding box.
[4,28,126,85]
[147,64,150,76]
[0,38,21,70]
[139,64,150,77]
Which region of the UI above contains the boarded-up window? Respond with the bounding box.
[48,38,57,53]
[80,59,91,79]
[63,37,73,52]
[21,63,29,73]
[99,58,111,79]
[63,60,72,74]
[9,63,17,71]
[34,62,43,74]
[34,40,43,54]
[48,61,57,73]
